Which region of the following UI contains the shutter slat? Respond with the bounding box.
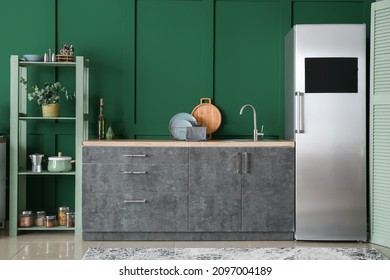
[370,1,390,247]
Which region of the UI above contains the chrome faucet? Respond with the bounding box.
[239,104,264,141]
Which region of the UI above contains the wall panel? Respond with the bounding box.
[292,0,366,24]
[57,0,133,138]
[215,0,282,137]
[0,0,56,135]
[135,0,205,137]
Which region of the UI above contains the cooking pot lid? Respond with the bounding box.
[49,152,71,161]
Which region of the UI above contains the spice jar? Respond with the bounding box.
[19,210,34,227]
[58,206,69,226]
[45,215,57,228]
[65,212,75,228]
[35,210,46,226]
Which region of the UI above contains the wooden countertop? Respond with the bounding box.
[82,139,295,147]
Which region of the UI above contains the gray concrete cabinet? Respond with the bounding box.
[189,147,294,233]
[82,144,294,240]
[241,147,294,232]
[189,147,242,232]
[82,147,189,234]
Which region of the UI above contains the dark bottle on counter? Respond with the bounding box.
[98,98,105,139]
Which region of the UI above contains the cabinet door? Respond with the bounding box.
[189,147,242,232]
[242,147,294,231]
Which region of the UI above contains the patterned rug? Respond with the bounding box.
[82,247,387,260]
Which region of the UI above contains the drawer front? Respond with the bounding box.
[83,192,188,232]
[83,147,188,164]
[83,163,188,193]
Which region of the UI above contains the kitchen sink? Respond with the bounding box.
[218,139,255,142]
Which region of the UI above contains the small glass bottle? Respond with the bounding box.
[19,210,34,227]
[35,210,46,226]
[58,206,69,226]
[45,215,57,228]
[98,98,105,139]
[65,212,75,228]
[106,124,114,140]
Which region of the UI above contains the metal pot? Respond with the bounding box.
[48,152,74,172]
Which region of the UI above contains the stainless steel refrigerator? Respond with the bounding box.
[284,24,367,241]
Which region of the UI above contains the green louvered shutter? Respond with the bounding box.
[370,0,390,247]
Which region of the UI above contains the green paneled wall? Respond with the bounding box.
[0,0,373,138]
[0,0,373,210]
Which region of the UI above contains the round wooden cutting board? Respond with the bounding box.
[191,98,222,137]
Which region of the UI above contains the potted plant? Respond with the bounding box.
[20,77,74,117]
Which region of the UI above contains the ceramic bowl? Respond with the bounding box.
[23,54,44,62]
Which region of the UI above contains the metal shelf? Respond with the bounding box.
[17,226,75,231]
[19,61,76,67]
[19,116,76,121]
[9,55,89,237]
[18,171,76,176]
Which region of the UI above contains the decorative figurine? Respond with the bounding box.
[61,43,69,55]
[69,45,74,56]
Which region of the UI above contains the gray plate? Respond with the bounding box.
[170,119,192,140]
[169,113,197,128]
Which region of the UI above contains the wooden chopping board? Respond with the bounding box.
[191,98,222,137]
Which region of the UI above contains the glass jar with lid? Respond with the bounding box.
[19,210,34,227]
[58,206,69,226]
[65,212,75,228]
[35,210,46,226]
[45,215,58,228]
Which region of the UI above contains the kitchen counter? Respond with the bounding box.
[82,139,295,147]
[82,139,295,241]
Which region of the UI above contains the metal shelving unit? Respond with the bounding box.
[9,55,89,236]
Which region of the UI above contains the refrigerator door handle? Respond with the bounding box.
[295,91,304,133]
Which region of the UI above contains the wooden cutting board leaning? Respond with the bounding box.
[191,98,222,139]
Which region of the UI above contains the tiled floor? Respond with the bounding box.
[1,229,389,260]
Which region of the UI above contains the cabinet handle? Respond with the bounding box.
[243,152,249,173]
[121,171,148,174]
[123,154,147,157]
[236,152,241,174]
[124,199,147,203]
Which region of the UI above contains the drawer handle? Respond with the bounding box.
[121,171,148,174]
[123,154,147,157]
[124,199,147,203]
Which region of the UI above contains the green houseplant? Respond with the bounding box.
[20,77,74,117]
